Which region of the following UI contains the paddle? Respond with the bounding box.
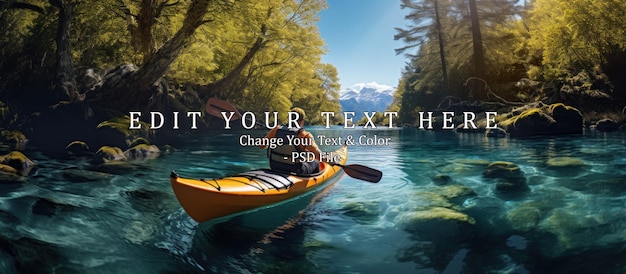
[206,97,242,121]
[331,163,382,183]
[206,97,266,127]
[205,98,383,183]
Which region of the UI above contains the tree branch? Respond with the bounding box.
[1,0,45,13]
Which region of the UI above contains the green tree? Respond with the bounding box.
[395,0,450,87]
[396,0,522,116]
[526,0,626,81]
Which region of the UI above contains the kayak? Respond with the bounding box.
[170,146,347,223]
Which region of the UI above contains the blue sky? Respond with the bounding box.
[317,0,409,90]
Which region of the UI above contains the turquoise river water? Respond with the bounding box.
[1,127,626,273]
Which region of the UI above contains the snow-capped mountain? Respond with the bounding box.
[339,82,395,121]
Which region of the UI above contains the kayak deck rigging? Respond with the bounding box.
[172,168,321,193]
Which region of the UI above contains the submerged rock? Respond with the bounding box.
[122,220,156,245]
[537,208,625,259]
[483,161,524,180]
[398,207,476,226]
[396,207,476,245]
[437,184,477,204]
[585,175,626,196]
[340,201,381,223]
[495,178,530,197]
[31,197,77,217]
[432,174,452,185]
[546,157,586,168]
[62,169,114,182]
[483,161,529,197]
[506,203,543,232]
[545,157,589,176]
[411,191,457,210]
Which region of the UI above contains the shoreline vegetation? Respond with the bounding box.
[0,1,623,163]
[0,0,625,177]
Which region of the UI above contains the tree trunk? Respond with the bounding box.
[49,0,78,101]
[468,0,485,82]
[137,0,157,63]
[433,0,448,89]
[208,35,267,98]
[205,9,274,98]
[94,0,212,111]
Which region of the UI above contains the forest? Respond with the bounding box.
[1,0,626,149]
[393,0,626,125]
[0,0,340,149]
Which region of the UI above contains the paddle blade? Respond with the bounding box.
[205,98,242,120]
[342,164,382,183]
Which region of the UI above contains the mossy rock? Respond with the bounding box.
[404,207,475,224]
[547,104,583,134]
[128,137,150,148]
[395,207,476,234]
[483,161,524,180]
[124,144,160,160]
[0,164,23,183]
[0,164,18,174]
[506,205,542,232]
[412,191,457,210]
[0,151,35,176]
[0,130,28,143]
[437,184,477,202]
[65,140,90,155]
[502,108,557,136]
[94,146,126,164]
[499,103,582,137]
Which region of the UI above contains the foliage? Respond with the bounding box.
[394,0,523,120]
[0,0,340,125]
[527,0,626,80]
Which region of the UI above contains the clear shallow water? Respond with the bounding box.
[1,127,626,273]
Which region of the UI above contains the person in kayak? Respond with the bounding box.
[261,107,322,174]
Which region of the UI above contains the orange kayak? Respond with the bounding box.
[170,146,347,223]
